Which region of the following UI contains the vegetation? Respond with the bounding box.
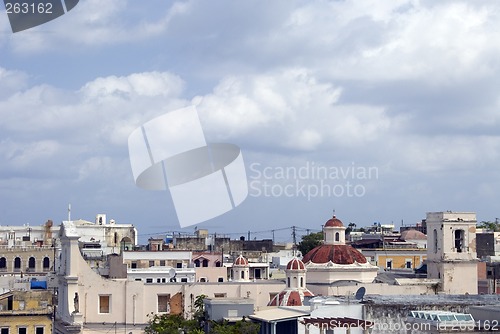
[145,294,260,334]
[477,220,500,232]
[297,231,323,255]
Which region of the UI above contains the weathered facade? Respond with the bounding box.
[426,211,478,294]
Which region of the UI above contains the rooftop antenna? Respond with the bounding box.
[332,209,336,217]
[68,204,71,223]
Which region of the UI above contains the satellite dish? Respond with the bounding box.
[355,287,366,301]
[169,268,176,278]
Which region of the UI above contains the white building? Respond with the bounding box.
[303,215,379,293]
[54,222,286,334]
[426,211,478,294]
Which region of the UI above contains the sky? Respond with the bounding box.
[1,0,500,243]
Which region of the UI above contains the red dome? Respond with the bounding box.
[286,258,305,270]
[302,244,367,264]
[268,289,314,307]
[233,255,249,266]
[324,215,344,227]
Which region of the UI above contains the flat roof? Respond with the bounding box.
[249,307,310,322]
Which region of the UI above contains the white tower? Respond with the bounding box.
[232,254,250,282]
[323,215,346,245]
[426,212,478,294]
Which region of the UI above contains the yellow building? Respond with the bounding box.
[0,290,52,334]
[361,248,427,270]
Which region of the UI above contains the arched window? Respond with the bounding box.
[215,261,221,267]
[300,277,304,288]
[14,257,21,271]
[287,277,290,288]
[28,257,36,270]
[202,259,209,267]
[241,271,245,279]
[0,257,6,270]
[43,257,50,271]
[335,232,340,242]
[194,259,200,267]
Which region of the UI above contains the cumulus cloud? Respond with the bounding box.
[2,1,500,228]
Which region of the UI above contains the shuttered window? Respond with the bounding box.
[157,295,170,313]
[99,295,110,313]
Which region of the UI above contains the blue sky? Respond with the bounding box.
[1,0,500,243]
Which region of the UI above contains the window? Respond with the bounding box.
[161,278,166,283]
[131,262,137,269]
[241,271,245,279]
[35,327,44,334]
[335,232,340,242]
[406,260,412,269]
[14,257,21,271]
[386,260,392,270]
[215,261,221,267]
[149,260,155,267]
[180,278,188,282]
[99,295,110,313]
[300,277,304,288]
[18,328,26,334]
[0,257,6,270]
[254,268,261,279]
[1,328,9,334]
[146,278,153,283]
[28,257,36,270]
[194,259,200,267]
[199,277,207,282]
[157,295,170,313]
[159,260,165,266]
[217,277,224,282]
[157,278,161,283]
[177,263,182,268]
[433,229,438,254]
[454,229,465,253]
[43,257,50,271]
[287,277,290,288]
[214,293,227,298]
[202,259,208,267]
[134,278,142,282]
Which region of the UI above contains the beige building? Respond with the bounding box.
[426,211,478,294]
[55,222,285,334]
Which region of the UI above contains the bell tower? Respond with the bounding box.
[426,211,478,294]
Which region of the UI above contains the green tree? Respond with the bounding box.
[210,318,260,334]
[477,221,500,232]
[144,313,199,334]
[297,231,323,256]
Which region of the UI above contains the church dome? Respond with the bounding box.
[268,290,314,307]
[233,254,249,266]
[302,244,367,265]
[286,257,306,270]
[400,229,426,241]
[324,215,344,227]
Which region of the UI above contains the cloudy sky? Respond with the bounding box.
[1,0,500,242]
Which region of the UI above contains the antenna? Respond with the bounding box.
[68,204,71,223]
